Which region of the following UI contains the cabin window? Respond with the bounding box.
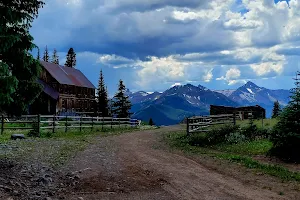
[62,99,66,109]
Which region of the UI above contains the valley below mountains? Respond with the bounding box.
[128,81,291,125]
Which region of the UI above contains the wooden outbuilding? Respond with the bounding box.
[30,61,96,115]
[210,105,266,120]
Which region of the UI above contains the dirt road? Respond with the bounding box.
[61,126,295,200]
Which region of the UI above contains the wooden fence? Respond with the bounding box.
[1,115,140,136]
[186,114,236,136]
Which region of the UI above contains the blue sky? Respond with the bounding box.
[30,0,300,94]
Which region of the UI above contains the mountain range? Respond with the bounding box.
[128,81,291,125]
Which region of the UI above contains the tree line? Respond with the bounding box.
[0,0,45,116]
[270,72,300,162]
[0,0,132,118]
[38,46,77,68]
[96,70,132,118]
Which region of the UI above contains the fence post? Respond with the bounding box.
[52,114,56,133]
[186,117,190,136]
[102,116,104,130]
[37,114,41,138]
[261,111,264,128]
[233,112,236,126]
[1,115,4,135]
[119,118,121,128]
[111,118,113,129]
[80,116,82,132]
[91,116,94,131]
[65,115,68,133]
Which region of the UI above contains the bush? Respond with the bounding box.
[188,133,209,146]
[205,125,240,145]
[240,124,257,140]
[270,107,300,162]
[225,132,246,144]
[269,73,300,162]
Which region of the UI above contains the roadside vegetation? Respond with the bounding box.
[165,72,300,182]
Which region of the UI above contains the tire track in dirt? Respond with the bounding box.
[63,126,292,200]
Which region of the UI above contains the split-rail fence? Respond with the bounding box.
[186,114,236,136]
[1,115,140,137]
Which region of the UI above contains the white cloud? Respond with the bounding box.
[250,62,284,76]
[136,56,187,87]
[30,0,299,91]
[216,68,241,85]
[203,69,213,82]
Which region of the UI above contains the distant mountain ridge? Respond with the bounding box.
[214,89,235,97]
[128,81,291,125]
[129,84,239,125]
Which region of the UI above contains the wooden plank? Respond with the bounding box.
[189,121,231,126]
[4,127,33,130]
[189,129,210,133]
[1,115,4,134]
[5,121,36,124]
[41,126,68,129]
[20,115,38,117]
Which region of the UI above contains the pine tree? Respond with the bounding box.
[97,70,109,117]
[149,118,154,126]
[43,45,49,62]
[51,49,59,64]
[272,100,281,118]
[112,80,132,118]
[270,71,300,162]
[37,47,40,60]
[65,48,76,68]
[0,0,44,116]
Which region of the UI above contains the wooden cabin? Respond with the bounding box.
[210,105,266,120]
[30,61,96,115]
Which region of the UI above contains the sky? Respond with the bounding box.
[30,0,300,94]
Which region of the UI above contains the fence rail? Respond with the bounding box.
[186,114,236,136]
[1,114,140,136]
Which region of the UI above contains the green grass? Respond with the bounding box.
[236,118,278,129]
[215,140,273,156]
[40,126,141,139]
[164,131,300,182]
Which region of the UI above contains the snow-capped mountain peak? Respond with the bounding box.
[214,89,235,97]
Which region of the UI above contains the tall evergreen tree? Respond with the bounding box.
[112,80,132,118]
[37,47,40,60]
[0,0,44,116]
[43,45,49,62]
[97,70,109,116]
[270,71,300,162]
[51,49,59,64]
[65,47,76,68]
[272,100,281,118]
[149,118,154,126]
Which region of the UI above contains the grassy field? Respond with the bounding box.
[236,118,278,129]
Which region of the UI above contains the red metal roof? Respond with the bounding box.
[40,61,96,89]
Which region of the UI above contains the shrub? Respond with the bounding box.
[205,125,240,145]
[225,132,246,144]
[240,124,257,140]
[188,133,209,146]
[256,127,272,139]
[270,72,300,162]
